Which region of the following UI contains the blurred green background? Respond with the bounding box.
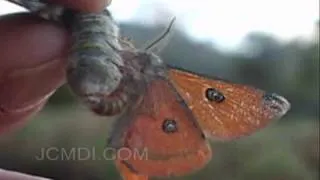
[0,4,319,180]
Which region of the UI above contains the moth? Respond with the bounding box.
[4,0,291,179]
[106,29,290,177]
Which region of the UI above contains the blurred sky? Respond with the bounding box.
[0,0,318,50]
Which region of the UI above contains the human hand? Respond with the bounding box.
[0,0,111,179]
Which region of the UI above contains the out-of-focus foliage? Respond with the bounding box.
[1,20,319,180]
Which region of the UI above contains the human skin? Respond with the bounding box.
[0,0,111,179]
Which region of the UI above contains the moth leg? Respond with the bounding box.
[6,0,64,21]
[6,0,47,12]
[36,5,64,21]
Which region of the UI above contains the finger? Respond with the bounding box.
[48,0,112,12]
[0,13,69,133]
[0,168,51,180]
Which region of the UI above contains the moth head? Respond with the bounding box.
[135,51,167,79]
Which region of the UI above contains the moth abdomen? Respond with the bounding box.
[86,89,129,116]
[66,9,126,115]
[70,9,122,64]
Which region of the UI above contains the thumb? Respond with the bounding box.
[0,13,69,134]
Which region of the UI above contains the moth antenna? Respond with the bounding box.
[142,17,176,52]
